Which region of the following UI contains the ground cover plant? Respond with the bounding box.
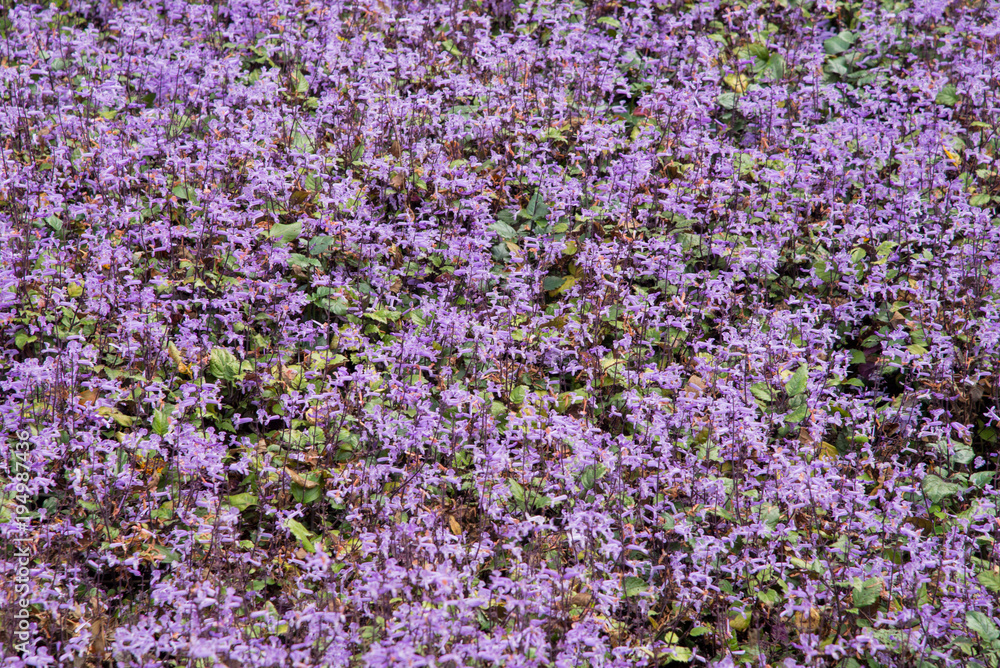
[2,0,1000,665]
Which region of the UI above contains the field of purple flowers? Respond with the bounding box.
[2,0,1000,665]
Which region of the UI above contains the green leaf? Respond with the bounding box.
[509,385,529,404]
[532,494,552,509]
[311,288,349,315]
[922,473,964,504]
[750,382,773,403]
[337,428,358,452]
[14,332,37,350]
[366,307,400,324]
[785,363,809,397]
[291,482,322,504]
[757,588,781,606]
[308,235,337,255]
[330,298,349,316]
[208,347,241,381]
[304,174,323,192]
[489,220,517,239]
[441,38,463,58]
[285,518,315,553]
[689,625,712,638]
[522,191,549,222]
[971,471,996,488]
[292,132,314,152]
[952,636,977,656]
[966,611,1000,642]
[761,53,785,80]
[542,276,566,292]
[977,570,1000,593]
[154,545,181,563]
[228,493,258,511]
[580,464,607,491]
[269,221,302,244]
[935,83,959,107]
[970,193,991,207]
[287,253,320,270]
[824,31,855,55]
[624,576,648,597]
[825,56,848,76]
[603,304,625,322]
[875,240,898,257]
[852,577,882,608]
[543,126,567,142]
[152,406,174,436]
[717,92,737,110]
[491,241,510,262]
[172,184,195,201]
[785,403,809,423]
[937,439,975,465]
[508,479,527,511]
[715,93,739,110]
[760,503,782,531]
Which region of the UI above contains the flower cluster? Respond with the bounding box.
[1,0,999,665]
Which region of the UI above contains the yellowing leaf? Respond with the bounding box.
[168,343,192,376]
[794,607,820,631]
[819,441,839,460]
[657,646,692,663]
[112,411,133,428]
[728,607,751,632]
[724,73,750,94]
[943,145,960,168]
[285,467,317,489]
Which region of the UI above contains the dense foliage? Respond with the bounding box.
[2,0,1000,665]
